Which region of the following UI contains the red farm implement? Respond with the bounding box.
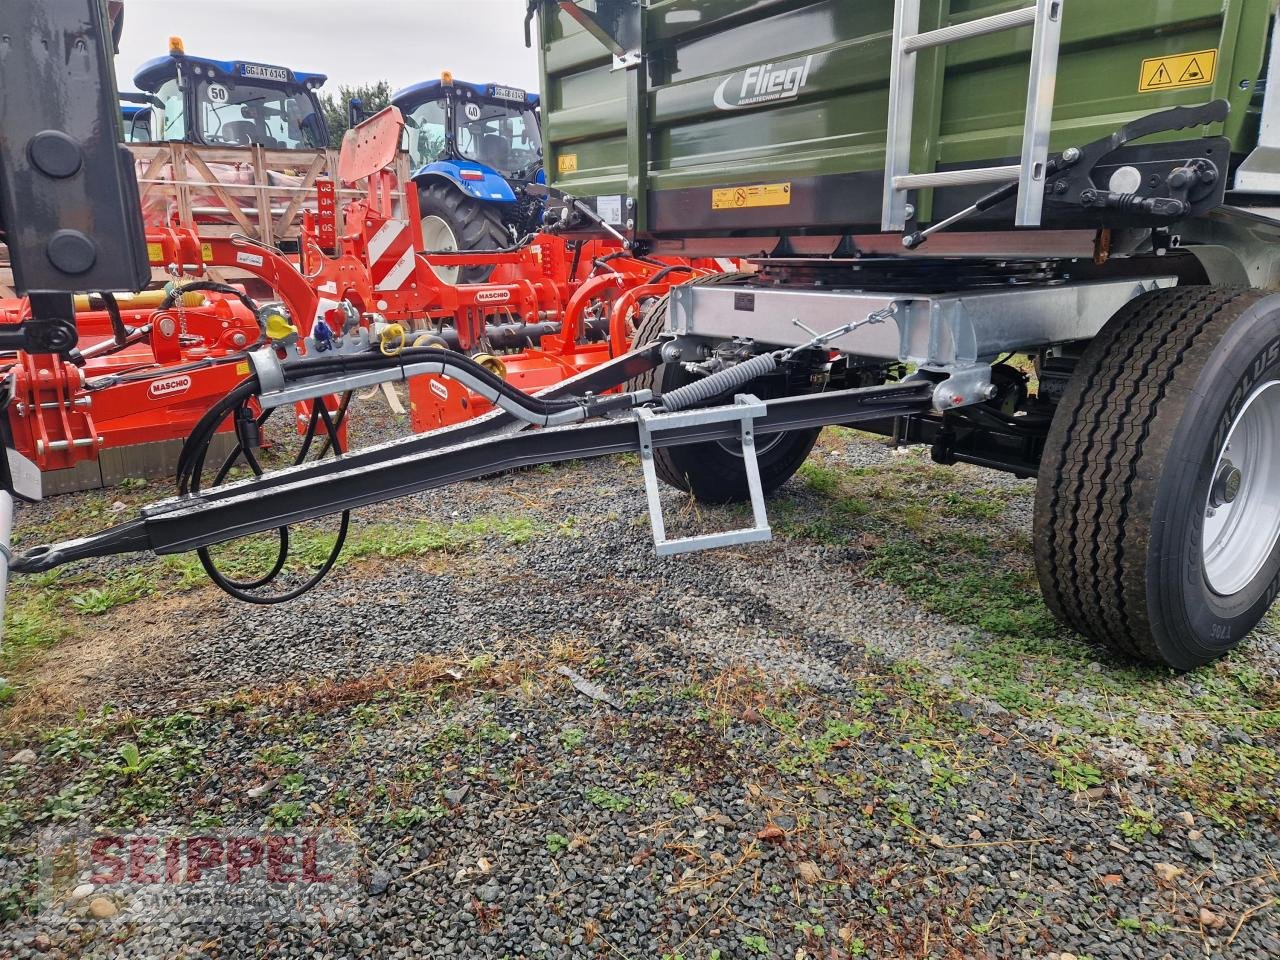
[0,105,725,493]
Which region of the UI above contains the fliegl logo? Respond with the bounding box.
[148,375,192,400]
[714,55,814,112]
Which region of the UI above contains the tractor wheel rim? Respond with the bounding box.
[422,215,460,285]
[1202,379,1280,596]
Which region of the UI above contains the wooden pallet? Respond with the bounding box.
[1,141,410,294]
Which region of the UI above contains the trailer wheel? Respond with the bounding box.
[1034,286,1280,669]
[417,181,510,285]
[631,279,821,505]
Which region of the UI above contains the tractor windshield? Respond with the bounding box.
[405,98,449,168]
[195,78,326,149]
[455,101,542,179]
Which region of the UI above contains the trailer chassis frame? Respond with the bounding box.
[8,267,1190,582]
[8,345,933,574]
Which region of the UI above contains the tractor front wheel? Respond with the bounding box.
[417,181,510,285]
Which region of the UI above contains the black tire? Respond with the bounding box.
[630,276,822,505]
[1034,286,1280,669]
[417,181,510,285]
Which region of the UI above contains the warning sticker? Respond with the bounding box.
[1139,49,1217,93]
[146,242,163,263]
[201,243,213,262]
[558,153,578,174]
[712,182,792,211]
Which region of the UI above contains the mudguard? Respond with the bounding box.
[412,161,517,204]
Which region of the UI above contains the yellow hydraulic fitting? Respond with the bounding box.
[262,308,298,343]
[379,323,408,356]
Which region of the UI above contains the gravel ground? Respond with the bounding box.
[0,394,1277,960]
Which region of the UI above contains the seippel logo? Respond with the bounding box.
[714,55,814,112]
[148,375,192,400]
[475,290,511,304]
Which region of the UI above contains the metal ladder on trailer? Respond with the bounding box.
[882,0,1065,232]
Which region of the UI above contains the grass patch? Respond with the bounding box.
[69,572,154,615]
[585,786,633,812]
[1179,743,1280,825]
[784,437,1280,827]
[865,538,1058,642]
[2,594,71,668]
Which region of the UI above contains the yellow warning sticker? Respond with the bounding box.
[236,362,251,376]
[146,242,163,263]
[201,243,214,262]
[1139,49,1217,93]
[558,153,578,174]
[712,182,792,211]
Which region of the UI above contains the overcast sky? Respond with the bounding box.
[116,0,541,97]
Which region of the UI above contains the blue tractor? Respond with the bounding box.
[122,38,329,150]
[391,74,544,283]
[119,101,148,142]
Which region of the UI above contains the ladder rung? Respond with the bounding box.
[902,6,1038,52]
[893,165,1021,191]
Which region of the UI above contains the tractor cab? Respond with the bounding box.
[126,38,329,150]
[394,74,542,186]
[119,102,149,142]
[391,74,544,283]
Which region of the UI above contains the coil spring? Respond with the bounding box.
[660,352,779,413]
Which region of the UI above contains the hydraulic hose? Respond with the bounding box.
[161,280,256,315]
[277,346,633,423]
[176,373,351,604]
[97,292,128,347]
[161,280,267,344]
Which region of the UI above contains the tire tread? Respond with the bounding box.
[1035,286,1263,664]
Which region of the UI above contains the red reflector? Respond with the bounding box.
[460,170,485,181]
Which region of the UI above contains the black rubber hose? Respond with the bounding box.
[161,281,267,344]
[569,241,583,281]
[644,264,698,285]
[161,280,258,315]
[188,395,350,604]
[176,376,262,496]
[98,292,129,347]
[198,406,290,591]
[317,391,354,460]
[279,347,595,417]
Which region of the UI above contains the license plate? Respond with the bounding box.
[240,63,291,83]
[490,85,527,103]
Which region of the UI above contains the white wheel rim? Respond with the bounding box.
[1202,380,1280,596]
[422,215,460,285]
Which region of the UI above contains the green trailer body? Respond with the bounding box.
[537,0,1275,241]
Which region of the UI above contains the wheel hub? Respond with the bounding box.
[1210,461,1242,508]
[1202,380,1280,596]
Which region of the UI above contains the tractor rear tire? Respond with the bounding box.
[418,181,510,285]
[630,276,821,505]
[1034,286,1280,670]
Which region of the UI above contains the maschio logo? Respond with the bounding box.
[475,290,511,304]
[714,55,814,111]
[148,375,192,400]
